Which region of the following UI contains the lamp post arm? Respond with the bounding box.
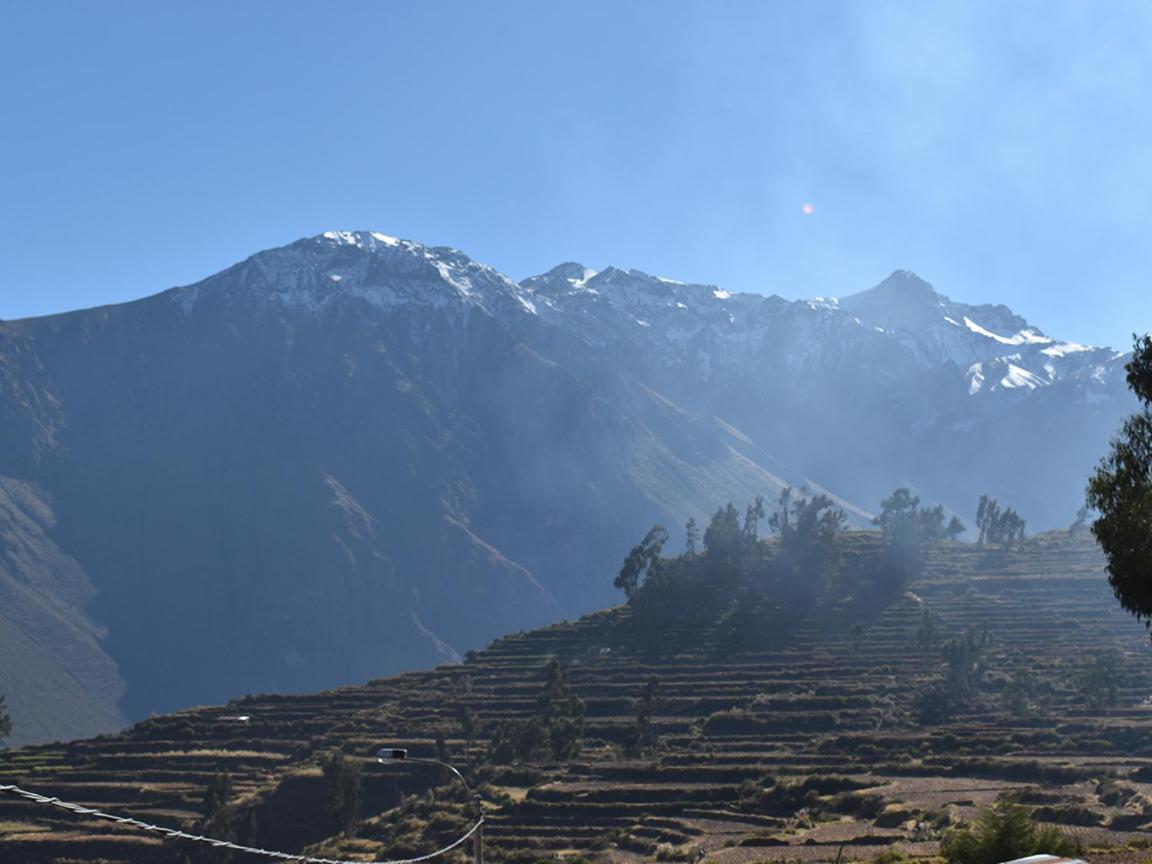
[376,749,484,864]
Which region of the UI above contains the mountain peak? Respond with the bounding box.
[521,262,599,295]
[178,230,537,317]
[843,269,941,306]
[878,268,936,295]
[320,229,405,249]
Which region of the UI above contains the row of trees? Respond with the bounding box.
[615,488,849,604]
[975,495,1026,545]
[616,487,1029,606]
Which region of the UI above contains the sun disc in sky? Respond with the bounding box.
[802,203,814,215]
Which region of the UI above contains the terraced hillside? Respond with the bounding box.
[4,531,1152,864]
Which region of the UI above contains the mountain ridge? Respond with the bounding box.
[0,230,1133,745]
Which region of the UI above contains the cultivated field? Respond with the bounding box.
[4,531,1152,864]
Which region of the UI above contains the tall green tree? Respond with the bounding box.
[975,495,1025,545]
[703,503,742,559]
[942,624,991,700]
[0,693,11,743]
[1088,334,1152,626]
[321,751,362,837]
[629,676,662,756]
[538,659,586,759]
[976,497,1022,543]
[741,496,766,545]
[203,769,233,825]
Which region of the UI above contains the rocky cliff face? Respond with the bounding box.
[0,231,1132,742]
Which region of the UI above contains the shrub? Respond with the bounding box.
[941,801,1080,864]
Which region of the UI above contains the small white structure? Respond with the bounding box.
[1001,856,1088,864]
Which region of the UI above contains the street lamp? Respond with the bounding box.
[377,748,484,864]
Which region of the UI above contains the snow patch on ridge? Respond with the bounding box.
[962,316,1052,346]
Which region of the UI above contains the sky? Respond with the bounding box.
[1,1,1150,349]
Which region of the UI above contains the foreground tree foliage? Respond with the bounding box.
[1088,333,1152,627]
[941,801,1080,864]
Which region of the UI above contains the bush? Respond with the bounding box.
[941,801,1080,864]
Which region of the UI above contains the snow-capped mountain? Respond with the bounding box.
[836,270,1120,395]
[523,262,1123,398]
[177,230,540,318]
[0,231,1133,743]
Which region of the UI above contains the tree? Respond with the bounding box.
[703,503,742,559]
[1069,505,1090,534]
[685,518,699,556]
[321,751,362,837]
[629,676,662,756]
[1088,334,1152,626]
[742,496,766,546]
[538,659,586,759]
[1077,653,1121,710]
[769,487,847,589]
[614,525,669,598]
[848,621,866,654]
[942,623,991,701]
[875,489,967,588]
[0,693,11,744]
[1001,668,1039,717]
[458,706,476,743]
[875,488,922,584]
[201,768,235,859]
[203,769,233,824]
[941,801,1079,864]
[490,660,585,762]
[974,496,992,543]
[975,495,1025,546]
[913,607,941,652]
[945,515,967,540]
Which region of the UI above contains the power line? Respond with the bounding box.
[0,782,482,864]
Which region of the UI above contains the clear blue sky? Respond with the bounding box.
[2,1,1149,348]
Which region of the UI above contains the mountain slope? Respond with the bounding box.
[0,231,1134,742]
[0,233,818,740]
